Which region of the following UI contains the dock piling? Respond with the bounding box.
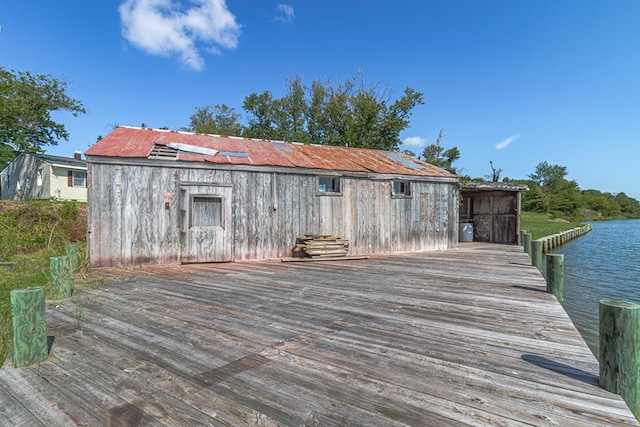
[520,229,527,247]
[50,255,72,299]
[65,243,79,272]
[545,254,564,303]
[523,232,532,256]
[11,287,48,368]
[531,240,542,271]
[599,300,640,420]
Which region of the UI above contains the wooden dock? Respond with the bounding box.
[1,243,638,426]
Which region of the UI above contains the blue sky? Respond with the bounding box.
[2,1,639,199]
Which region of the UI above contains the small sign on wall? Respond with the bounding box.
[163,192,173,210]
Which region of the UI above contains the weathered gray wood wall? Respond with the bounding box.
[88,161,459,267]
[466,191,519,244]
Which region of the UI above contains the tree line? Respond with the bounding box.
[184,73,424,151]
[501,161,640,220]
[1,65,638,220]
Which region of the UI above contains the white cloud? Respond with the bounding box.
[274,4,294,23]
[403,136,427,148]
[119,0,241,71]
[495,133,521,150]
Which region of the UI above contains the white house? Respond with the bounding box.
[0,152,88,202]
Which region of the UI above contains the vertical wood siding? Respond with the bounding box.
[469,191,519,244]
[88,162,459,267]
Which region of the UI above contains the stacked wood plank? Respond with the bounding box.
[293,235,350,258]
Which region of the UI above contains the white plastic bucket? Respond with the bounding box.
[459,222,473,242]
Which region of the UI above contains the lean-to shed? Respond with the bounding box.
[85,126,459,267]
[459,181,528,244]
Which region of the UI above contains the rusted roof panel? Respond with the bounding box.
[85,126,456,178]
[461,181,529,192]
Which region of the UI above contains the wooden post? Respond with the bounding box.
[531,240,542,271]
[520,230,527,247]
[11,287,48,368]
[523,232,532,256]
[546,254,564,303]
[50,255,72,299]
[66,243,79,272]
[599,300,640,420]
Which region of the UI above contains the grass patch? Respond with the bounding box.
[520,211,585,240]
[0,200,86,365]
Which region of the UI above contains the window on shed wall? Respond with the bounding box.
[318,176,341,195]
[191,196,222,227]
[36,170,43,187]
[392,180,412,198]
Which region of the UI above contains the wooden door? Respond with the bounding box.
[179,183,232,263]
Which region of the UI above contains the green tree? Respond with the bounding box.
[307,79,330,144]
[243,91,277,140]
[239,73,424,150]
[614,192,640,216]
[185,104,244,136]
[528,161,569,189]
[188,73,424,150]
[547,179,580,214]
[272,75,308,143]
[579,189,612,216]
[524,161,580,215]
[0,66,86,168]
[420,128,460,171]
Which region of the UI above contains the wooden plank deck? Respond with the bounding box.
[1,243,638,426]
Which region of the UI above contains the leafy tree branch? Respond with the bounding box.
[0,66,86,168]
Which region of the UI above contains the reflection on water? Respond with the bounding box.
[549,219,640,357]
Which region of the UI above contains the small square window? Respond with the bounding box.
[191,196,222,227]
[72,171,86,187]
[318,176,341,194]
[392,180,411,198]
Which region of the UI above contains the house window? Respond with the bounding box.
[67,171,86,187]
[37,170,43,187]
[392,180,411,198]
[318,176,341,195]
[191,196,222,227]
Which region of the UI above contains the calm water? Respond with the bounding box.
[549,219,640,357]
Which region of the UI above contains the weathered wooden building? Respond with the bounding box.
[459,181,528,244]
[85,126,459,267]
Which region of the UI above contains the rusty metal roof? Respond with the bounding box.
[461,181,529,192]
[85,126,456,178]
